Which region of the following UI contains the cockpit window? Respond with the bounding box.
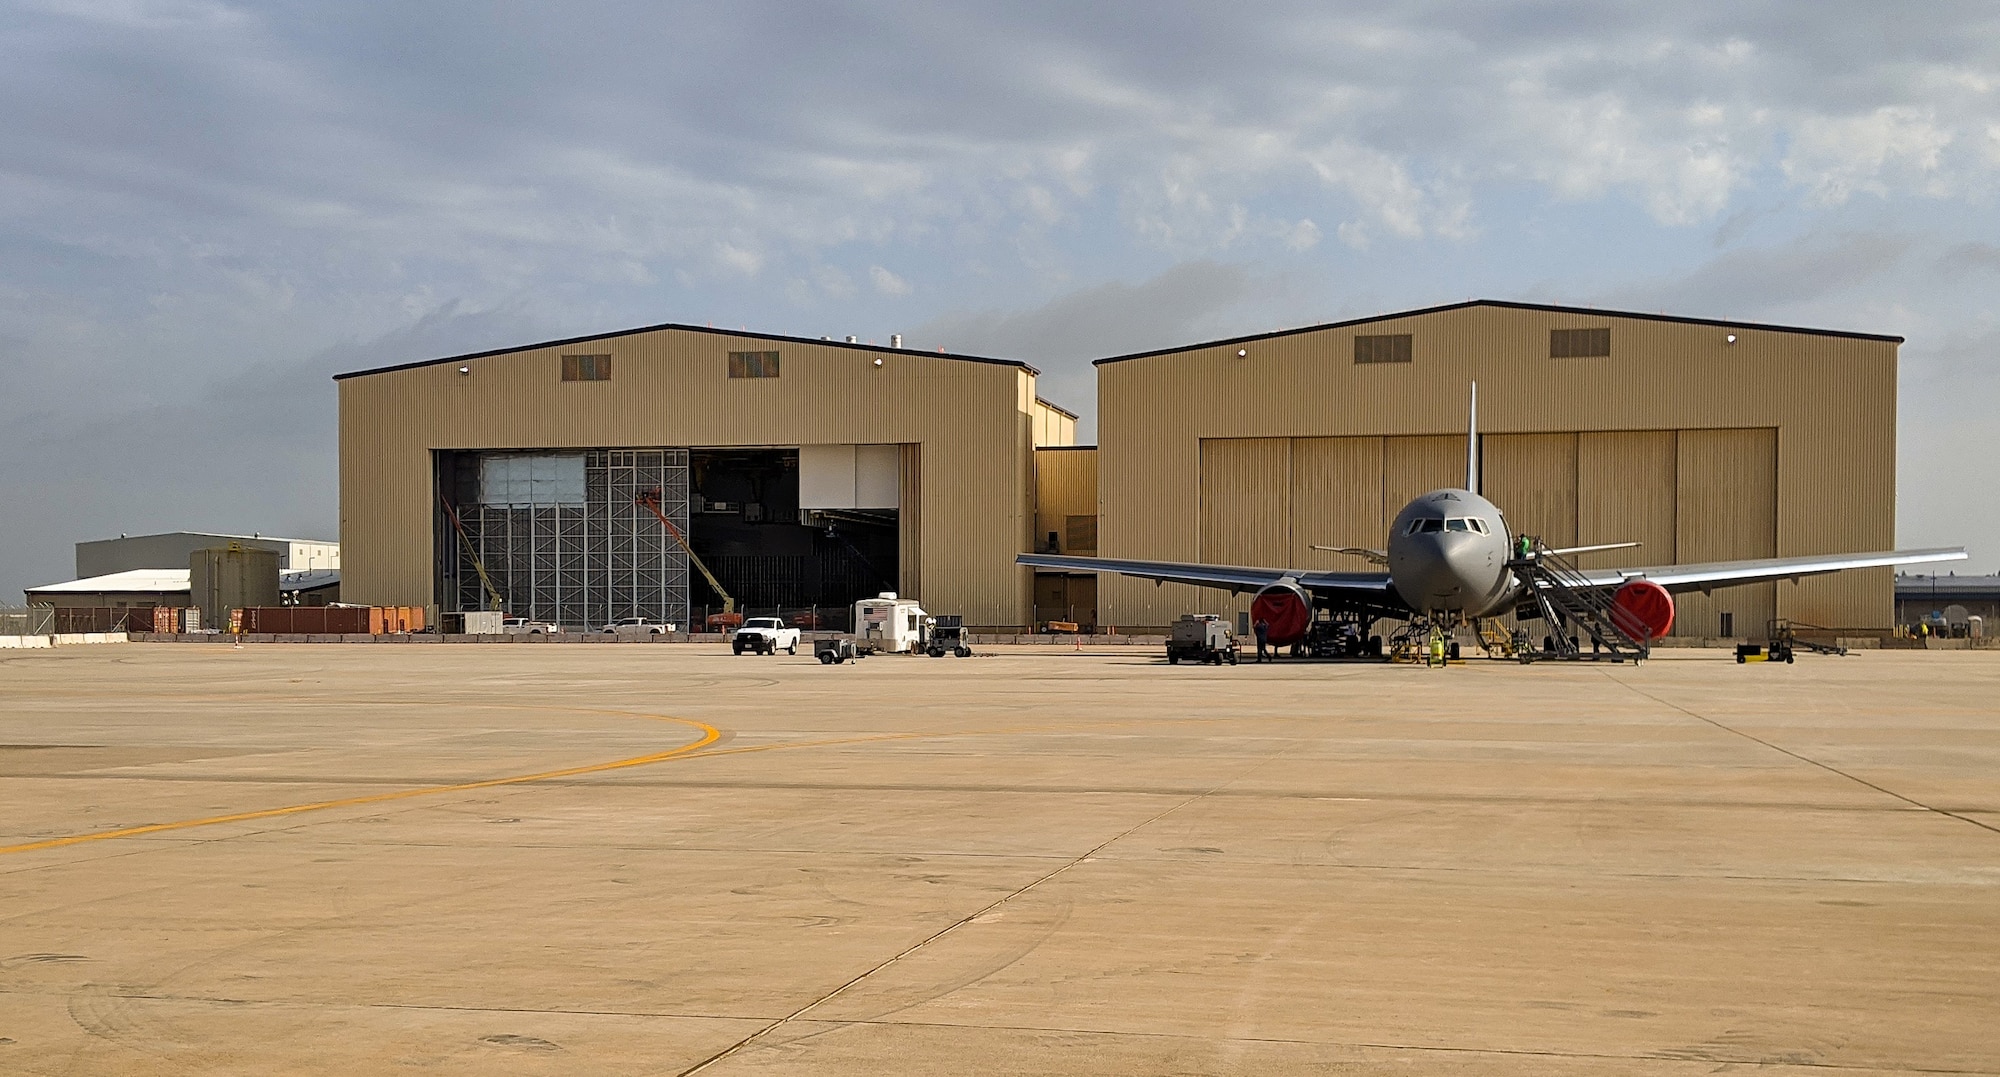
[1411,516,1490,535]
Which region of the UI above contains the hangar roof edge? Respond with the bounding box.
[333,322,1040,381]
[1090,299,1904,366]
[1034,396,1080,420]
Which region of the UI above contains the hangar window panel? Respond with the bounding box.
[1550,328,1611,358]
[480,454,586,507]
[561,354,611,381]
[1354,334,1413,364]
[728,350,780,378]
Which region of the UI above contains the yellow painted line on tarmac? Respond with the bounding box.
[0,716,722,858]
[0,704,1256,860]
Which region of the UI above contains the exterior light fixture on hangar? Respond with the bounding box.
[1076,299,1903,637]
[335,325,1074,629]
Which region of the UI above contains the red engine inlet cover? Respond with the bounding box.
[1610,579,1675,641]
[1250,583,1312,645]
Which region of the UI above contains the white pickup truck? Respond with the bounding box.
[732,617,801,655]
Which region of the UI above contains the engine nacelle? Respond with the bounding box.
[1250,580,1313,645]
[1610,578,1675,641]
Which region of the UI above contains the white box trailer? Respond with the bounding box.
[854,592,928,653]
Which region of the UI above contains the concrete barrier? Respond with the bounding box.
[1,633,130,648]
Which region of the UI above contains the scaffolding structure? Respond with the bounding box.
[444,449,691,629]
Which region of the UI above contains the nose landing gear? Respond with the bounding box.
[1387,614,1462,666]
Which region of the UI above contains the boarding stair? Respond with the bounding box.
[1472,618,1517,659]
[1507,538,1650,663]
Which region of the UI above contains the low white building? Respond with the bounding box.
[25,568,340,608]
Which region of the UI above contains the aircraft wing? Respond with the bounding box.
[1570,547,1967,593]
[1017,554,1404,610]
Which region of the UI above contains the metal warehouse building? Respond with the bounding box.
[337,300,1903,637]
[337,325,1074,629]
[1086,300,1899,637]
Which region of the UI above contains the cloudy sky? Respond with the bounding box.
[3,0,1997,597]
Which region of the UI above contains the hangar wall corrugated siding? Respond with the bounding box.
[339,332,1035,625]
[1482,433,1578,549]
[1675,428,1779,636]
[1032,400,1078,447]
[1200,439,1290,565]
[1033,448,1098,553]
[1290,437,1381,565]
[1098,305,1896,630]
[1575,431,1677,570]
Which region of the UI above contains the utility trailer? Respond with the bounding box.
[814,637,874,664]
[1737,618,1849,664]
[1167,614,1239,665]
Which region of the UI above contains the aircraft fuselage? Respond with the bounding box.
[1386,488,1519,618]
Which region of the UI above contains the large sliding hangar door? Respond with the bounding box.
[1197,429,1780,637]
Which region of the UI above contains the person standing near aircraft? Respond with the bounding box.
[1254,618,1271,662]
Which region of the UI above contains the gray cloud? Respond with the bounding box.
[1899,327,2000,558]
[0,302,549,599]
[1598,232,1914,322]
[1936,242,2000,275]
[911,261,1262,436]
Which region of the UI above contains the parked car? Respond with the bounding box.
[602,617,675,634]
[502,617,561,635]
[732,616,801,655]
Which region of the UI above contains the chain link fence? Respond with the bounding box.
[0,607,55,635]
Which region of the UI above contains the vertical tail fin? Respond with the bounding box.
[1467,381,1479,495]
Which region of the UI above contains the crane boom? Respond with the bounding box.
[636,489,736,616]
[437,493,505,612]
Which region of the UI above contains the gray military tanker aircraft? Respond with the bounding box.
[1019,385,1965,654]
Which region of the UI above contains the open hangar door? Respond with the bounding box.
[684,445,903,628]
[434,448,691,630]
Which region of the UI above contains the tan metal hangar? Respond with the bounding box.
[1086,300,1901,636]
[336,299,1905,636]
[337,325,1073,629]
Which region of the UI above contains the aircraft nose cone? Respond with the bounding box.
[1442,534,1493,580]
[1390,535,1494,612]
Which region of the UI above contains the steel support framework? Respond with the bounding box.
[448,449,691,628]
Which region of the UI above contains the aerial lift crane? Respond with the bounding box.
[636,488,738,628]
[438,492,505,612]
